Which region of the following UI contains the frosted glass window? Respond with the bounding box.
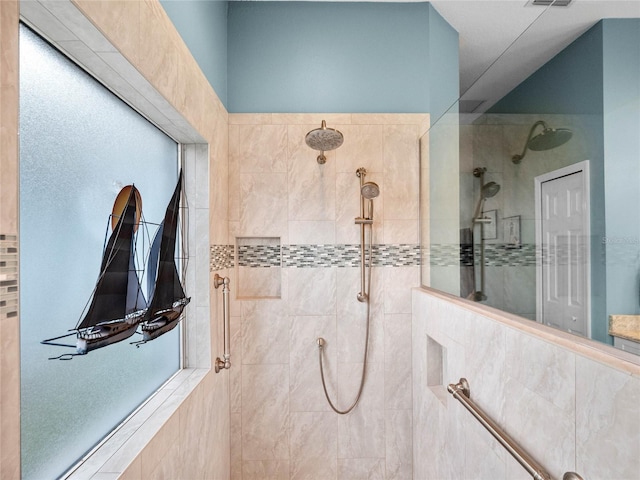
[19,24,180,480]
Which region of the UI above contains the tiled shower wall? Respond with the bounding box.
[223,113,428,479]
[413,288,640,480]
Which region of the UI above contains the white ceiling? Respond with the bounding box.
[430,0,640,112]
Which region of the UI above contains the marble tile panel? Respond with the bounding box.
[272,113,352,126]
[383,124,419,220]
[242,460,290,480]
[230,315,242,413]
[575,356,640,480]
[290,411,338,459]
[337,363,385,458]
[288,221,335,244]
[237,124,287,173]
[229,124,241,222]
[241,300,289,364]
[334,124,384,174]
[287,124,337,221]
[382,219,418,244]
[229,113,273,125]
[463,423,507,480]
[239,173,288,237]
[505,329,575,413]
[503,266,536,315]
[237,266,281,298]
[241,364,289,460]
[138,412,180,478]
[290,456,338,480]
[385,409,412,480]
[287,267,336,316]
[20,1,76,42]
[337,458,385,480]
[230,413,242,480]
[117,457,141,480]
[0,315,19,480]
[289,315,337,412]
[383,266,419,314]
[384,314,413,410]
[503,378,575,479]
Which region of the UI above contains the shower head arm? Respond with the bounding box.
[512,120,548,164]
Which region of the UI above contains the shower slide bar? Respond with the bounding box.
[214,274,231,373]
[447,378,584,480]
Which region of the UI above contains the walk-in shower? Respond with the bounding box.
[305,120,344,164]
[469,167,500,302]
[317,167,378,414]
[511,120,573,164]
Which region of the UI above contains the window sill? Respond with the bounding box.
[65,368,209,479]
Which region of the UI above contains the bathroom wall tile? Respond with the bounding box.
[351,113,427,126]
[229,124,241,222]
[0,316,20,480]
[289,315,336,412]
[241,300,289,364]
[288,221,335,245]
[272,113,352,126]
[505,328,575,414]
[337,458,385,480]
[334,124,384,174]
[231,413,242,480]
[575,356,640,480]
[287,268,336,316]
[139,412,180,478]
[384,314,412,410]
[289,411,338,480]
[385,409,412,480]
[463,423,507,480]
[118,457,141,480]
[239,173,288,237]
[337,362,385,458]
[237,124,287,173]
[503,377,575,479]
[473,125,507,174]
[383,266,419,314]
[242,364,290,460]
[382,219,419,244]
[383,124,419,220]
[237,266,281,298]
[229,113,273,125]
[242,460,290,480]
[230,315,242,413]
[287,124,336,221]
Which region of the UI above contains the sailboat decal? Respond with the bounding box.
[42,172,189,358]
[137,171,190,343]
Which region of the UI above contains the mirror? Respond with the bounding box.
[421,1,640,354]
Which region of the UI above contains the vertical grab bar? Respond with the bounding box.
[214,274,230,373]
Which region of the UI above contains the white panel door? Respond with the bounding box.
[539,168,589,337]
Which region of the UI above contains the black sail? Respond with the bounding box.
[145,172,185,319]
[77,187,141,330]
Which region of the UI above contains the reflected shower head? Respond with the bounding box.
[361,181,380,200]
[305,120,344,164]
[482,181,500,199]
[512,120,572,164]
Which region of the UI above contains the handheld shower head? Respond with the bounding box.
[305,120,344,164]
[361,181,380,200]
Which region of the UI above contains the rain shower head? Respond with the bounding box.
[305,120,344,164]
[512,120,572,164]
[361,181,380,199]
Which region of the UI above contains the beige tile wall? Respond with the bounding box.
[1,0,230,478]
[413,287,640,480]
[228,113,427,480]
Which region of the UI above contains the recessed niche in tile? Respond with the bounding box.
[427,335,448,405]
[236,237,281,299]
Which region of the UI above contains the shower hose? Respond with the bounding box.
[317,222,373,415]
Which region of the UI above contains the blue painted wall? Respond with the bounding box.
[160,0,228,106]
[603,19,640,319]
[488,23,604,115]
[428,4,459,121]
[227,2,436,113]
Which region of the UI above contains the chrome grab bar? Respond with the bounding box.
[447,379,584,480]
[214,274,230,373]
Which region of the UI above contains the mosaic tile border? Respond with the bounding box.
[211,242,581,270]
[0,234,19,320]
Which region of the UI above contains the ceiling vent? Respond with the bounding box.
[532,0,572,6]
